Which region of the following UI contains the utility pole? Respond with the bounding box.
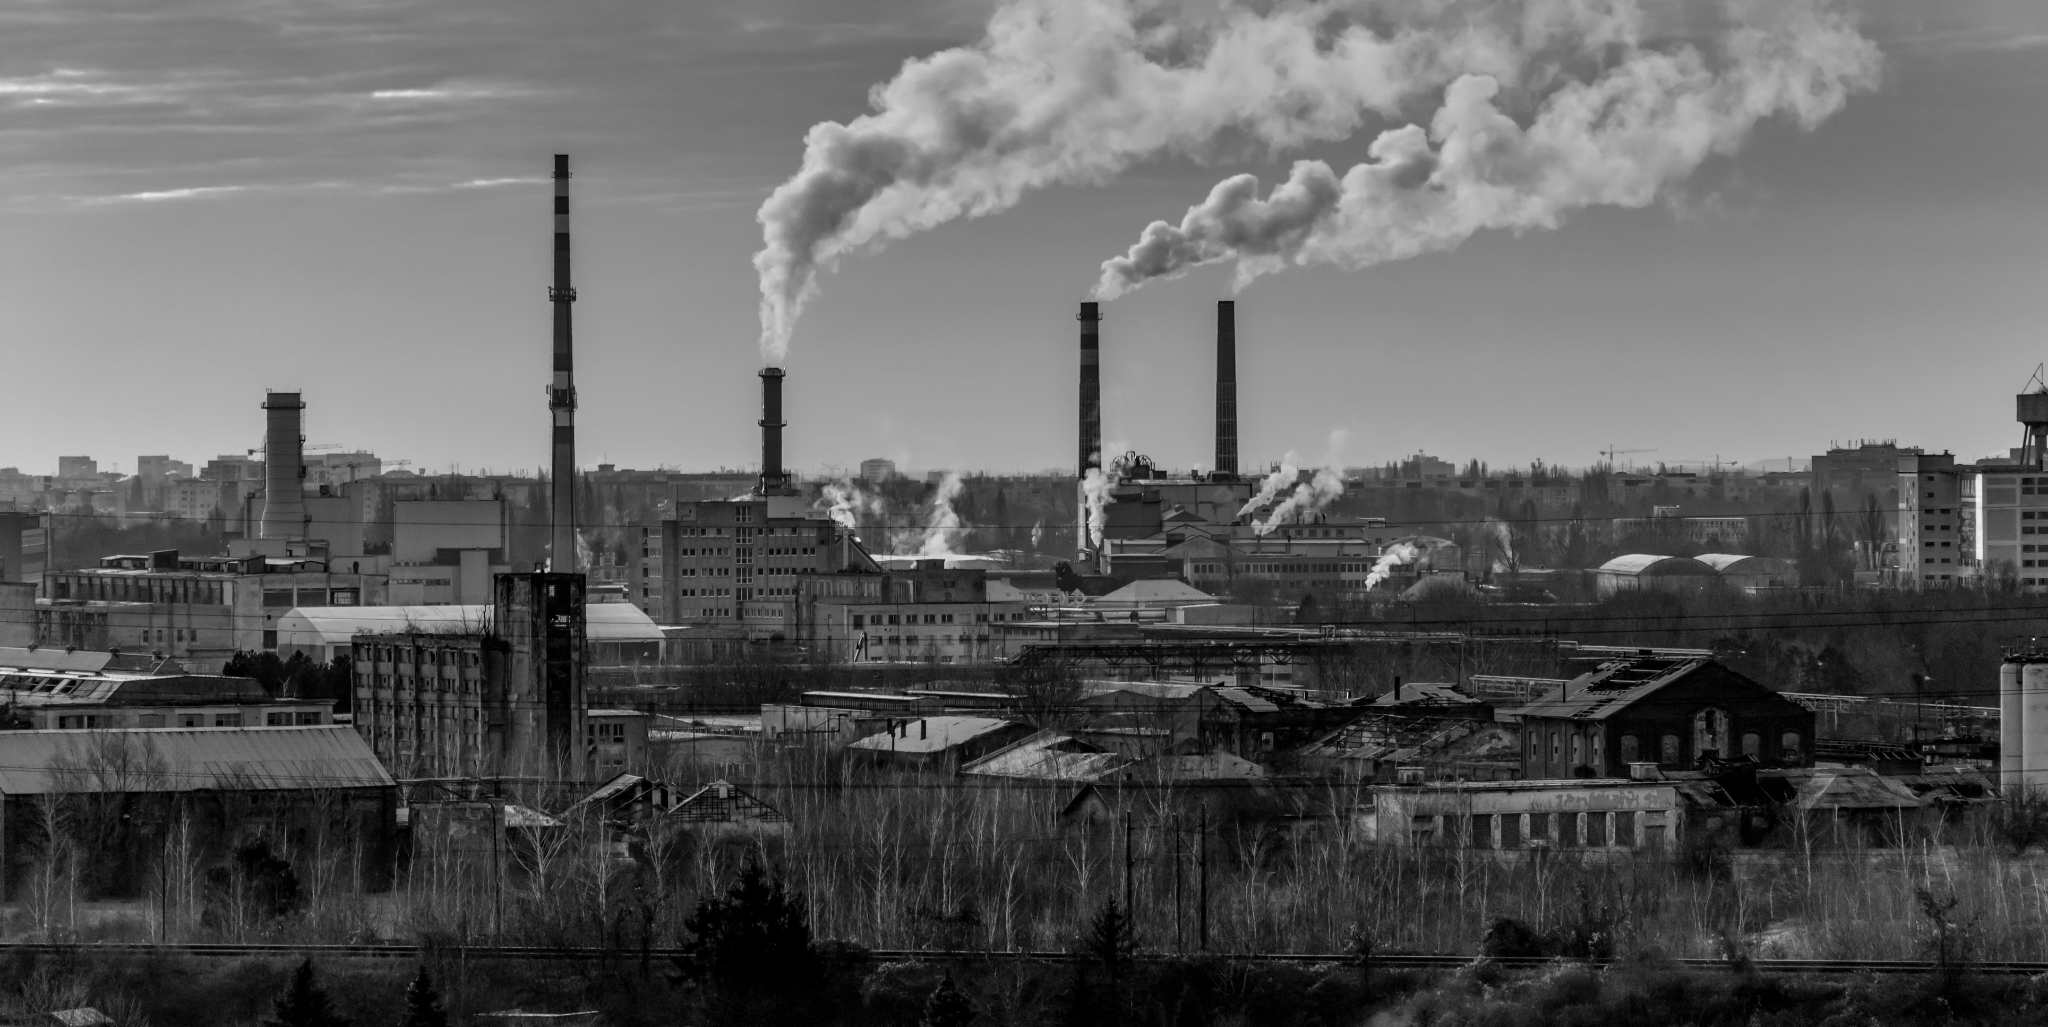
[1197,804,1208,951]
[1122,811,1134,922]
[1173,813,1184,953]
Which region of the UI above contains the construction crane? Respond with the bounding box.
[1599,446,1657,468]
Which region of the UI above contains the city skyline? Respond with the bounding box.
[3,0,2046,479]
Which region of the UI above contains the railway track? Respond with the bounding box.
[0,943,2033,975]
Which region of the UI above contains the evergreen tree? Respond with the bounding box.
[265,959,349,1027]
[1084,898,1136,979]
[919,975,975,1027]
[398,966,447,1027]
[679,859,820,997]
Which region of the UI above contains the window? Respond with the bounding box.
[179,714,203,728]
[1619,735,1639,763]
[139,714,165,728]
[1781,731,1802,759]
[1660,734,1681,765]
[1549,731,1560,762]
[214,713,242,727]
[1742,733,1761,759]
[1570,734,1583,766]
[1692,708,1730,760]
[267,712,291,726]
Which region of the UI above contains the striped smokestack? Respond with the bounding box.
[259,391,306,540]
[548,154,579,571]
[1078,301,1101,477]
[758,367,791,495]
[1215,300,1238,478]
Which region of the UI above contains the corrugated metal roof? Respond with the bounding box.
[278,604,664,646]
[845,716,1018,754]
[1596,554,1716,577]
[961,731,1123,782]
[0,648,114,673]
[0,726,394,795]
[1508,656,1710,721]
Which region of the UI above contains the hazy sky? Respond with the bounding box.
[4,0,2046,479]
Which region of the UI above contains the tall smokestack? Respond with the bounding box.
[758,367,791,495]
[259,391,306,540]
[1078,302,1101,477]
[548,154,579,571]
[1215,300,1238,479]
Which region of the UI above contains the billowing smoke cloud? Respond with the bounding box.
[914,471,970,557]
[1364,541,1420,590]
[754,0,1666,362]
[1096,0,1880,299]
[818,478,889,537]
[1081,467,1113,551]
[1238,453,1300,520]
[1254,467,1345,535]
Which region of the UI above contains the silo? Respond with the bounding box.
[2001,657,2023,792]
[2022,659,2048,789]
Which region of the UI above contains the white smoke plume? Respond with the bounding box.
[1237,453,1300,520]
[1030,518,1045,550]
[1095,0,1880,299]
[1081,467,1113,551]
[753,0,1668,362]
[817,478,889,537]
[1489,517,1520,572]
[1364,541,1420,590]
[913,471,970,557]
[1254,467,1345,535]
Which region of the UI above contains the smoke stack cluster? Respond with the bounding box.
[259,391,306,540]
[548,153,580,571]
[758,367,791,495]
[1078,301,1101,477]
[1215,300,1238,479]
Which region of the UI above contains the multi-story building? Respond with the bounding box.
[32,549,385,670]
[1898,452,1970,589]
[387,500,508,605]
[349,573,591,779]
[136,455,193,484]
[794,563,1031,663]
[56,456,98,481]
[199,454,262,482]
[859,459,897,484]
[656,496,878,640]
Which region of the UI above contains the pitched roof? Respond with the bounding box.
[1365,682,1481,709]
[0,726,395,794]
[666,779,787,824]
[1508,655,1715,721]
[1097,579,1216,605]
[1205,685,1324,714]
[960,731,1123,782]
[845,716,1021,755]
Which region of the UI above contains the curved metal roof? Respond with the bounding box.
[1695,554,1793,574]
[1596,554,1715,577]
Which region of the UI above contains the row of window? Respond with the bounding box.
[864,634,985,647]
[1411,810,1668,851]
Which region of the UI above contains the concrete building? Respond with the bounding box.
[56,457,98,481]
[0,647,329,729]
[793,562,1031,663]
[1897,452,1969,588]
[859,459,897,484]
[388,500,509,605]
[33,549,386,670]
[0,512,42,584]
[1511,655,1814,778]
[347,572,591,779]
[586,709,650,778]
[656,496,878,642]
[280,600,661,666]
[1813,440,1916,520]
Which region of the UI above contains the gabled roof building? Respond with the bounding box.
[1511,655,1814,779]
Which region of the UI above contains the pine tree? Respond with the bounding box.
[397,966,447,1027]
[919,975,975,1027]
[265,959,349,1027]
[1084,898,1136,978]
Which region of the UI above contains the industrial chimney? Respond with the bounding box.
[259,391,306,540]
[758,367,792,495]
[548,154,579,571]
[1214,300,1238,479]
[1078,301,1101,477]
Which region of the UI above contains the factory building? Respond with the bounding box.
[1511,655,1814,778]
[0,645,332,730]
[793,562,1031,663]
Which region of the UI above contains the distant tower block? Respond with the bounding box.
[259,391,306,540]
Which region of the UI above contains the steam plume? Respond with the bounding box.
[1254,467,1345,535]
[754,0,1665,362]
[1081,467,1113,551]
[914,471,970,557]
[1095,0,1880,299]
[1238,453,1300,520]
[1364,541,1419,590]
